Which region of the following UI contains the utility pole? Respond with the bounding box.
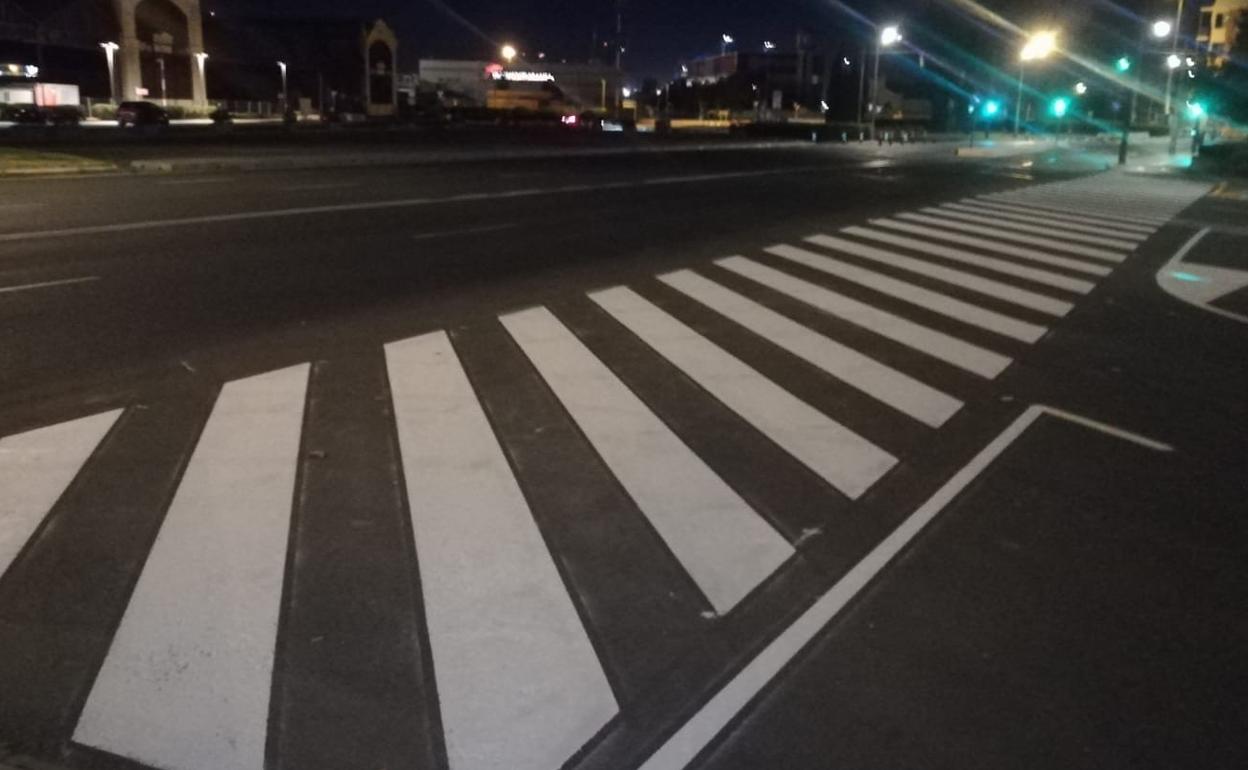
[615,0,624,70]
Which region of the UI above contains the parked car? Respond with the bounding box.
[0,104,45,124]
[116,101,169,128]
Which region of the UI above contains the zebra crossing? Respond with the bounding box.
[0,171,1211,770]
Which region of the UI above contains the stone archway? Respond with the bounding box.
[113,0,205,105]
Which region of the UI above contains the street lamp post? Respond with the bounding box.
[1015,31,1056,136]
[157,57,167,107]
[100,42,119,105]
[195,52,208,106]
[277,60,288,113]
[721,33,734,56]
[869,24,901,141]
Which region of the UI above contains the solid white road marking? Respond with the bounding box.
[871,219,1112,276]
[659,270,962,428]
[0,410,120,579]
[501,306,794,613]
[279,182,361,192]
[1155,227,1248,325]
[717,257,1013,379]
[841,226,1094,295]
[590,286,897,498]
[963,199,1159,232]
[945,202,1153,238]
[980,195,1168,226]
[0,275,101,295]
[637,404,1172,770]
[765,243,1048,343]
[897,213,1128,263]
[386,331,617,770]
[155,177,235,186]
[0,166,825,244]
[918,207,1143,249]
[411,222,519,241]
[74,364,309,770]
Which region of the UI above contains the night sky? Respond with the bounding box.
[209,0,1163,81]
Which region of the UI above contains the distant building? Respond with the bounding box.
[416,58,623,112]
[1197,0,1248,67]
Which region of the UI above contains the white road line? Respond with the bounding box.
[590,286,897,499]
[766,243,1048,343]
[897,213,1127,263]
[659,270,962,428]
[841,226,1094,296]
[0,410,120,579]
[636,403,1173,770]
[412,222,518,241]
[386,331,616,770]
[949,201,1155,236]
[920,208,1140,251]
[871,219,1112,277]
[981,196,1168,226]
[717,257,1013,379]
[0,275,100,295]
[279,182,361,191]
[939,204,1150,241]
[74,364,309,770]
[501,306,794,613]
[0,166,825,244]
[965,199,1160,231]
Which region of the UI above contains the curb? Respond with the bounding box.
[0,163,117,177]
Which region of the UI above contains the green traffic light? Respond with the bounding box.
[982,100,1001,117]
[1186,101,1206,119]
[1115,56,1131,72]
[1051,97,1069,118]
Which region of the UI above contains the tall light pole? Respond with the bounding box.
[195,51,208,105]
[1015,30,1056,135]
[100,41,119,104]
[870,24,901,141]
[157,57,167,106]
[277,60,288,112]
[721,33,734,56]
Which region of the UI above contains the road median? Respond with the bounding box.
[0,148,116,177]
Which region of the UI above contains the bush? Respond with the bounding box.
[91,103,117,120]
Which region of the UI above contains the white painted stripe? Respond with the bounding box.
[386,331,616,770]
[967,199,1160,231]
[0,275,101,295]
[412,223,518,241]
[810,233,1072,315]
[74,364,309,770]
[636,404,1174,770]
[841,226,1094,295]
[501,306,793,613]
[0,410,120,579]
[897,213,1128,263]
[950,201,1155,236]
[920,208,1140,251]
[940,203,1149,241]
[766,243,1049,342]
[871,219,1112,277]
[659,270,962,428]
[717,257,1012,379]
[155,177,235,186]
[982,196,1167,226]
[590,286,897,498]
[279,182,361,191]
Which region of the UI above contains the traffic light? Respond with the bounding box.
[1115,56,1131,73]
[1186,101,1206,119]
[982,100,1001,117]
[1051,97,1069,118]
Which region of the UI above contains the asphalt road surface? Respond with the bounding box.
[0,141,1244,770]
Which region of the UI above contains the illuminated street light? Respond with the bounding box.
[1152,19,1172,39]
[277,60,287,111]
[763,41,776,51]
[100,41,120,104]
[1074,81,1088,95]
[1166,53,1182,70]
[1016,31,1057,135]
[721,33,734,55]
[869,24,902,140]
[501,44,518,62]
[194,51,208,106]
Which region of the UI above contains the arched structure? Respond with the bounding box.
[112,0,204,104]
[363,19,396,117]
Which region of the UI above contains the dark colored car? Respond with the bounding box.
[0,104,45,124]
[116,101,169,128]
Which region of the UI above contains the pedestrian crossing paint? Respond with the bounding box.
[979,195,1169,226]
[765,243,1049,343]
[74,365,309,770]
[716,256,1013,379]
[840,226,1095,295]
[871,219,1113,276]
[501,306,794,614]
[942,203,1152,240]
[590,285,897,499]
[897,213,1128,263]
[659,269,963,428]
[0,410,120,580]
[385,331,617,770]
[962,199,1159,233]
[923,207,1143,250]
